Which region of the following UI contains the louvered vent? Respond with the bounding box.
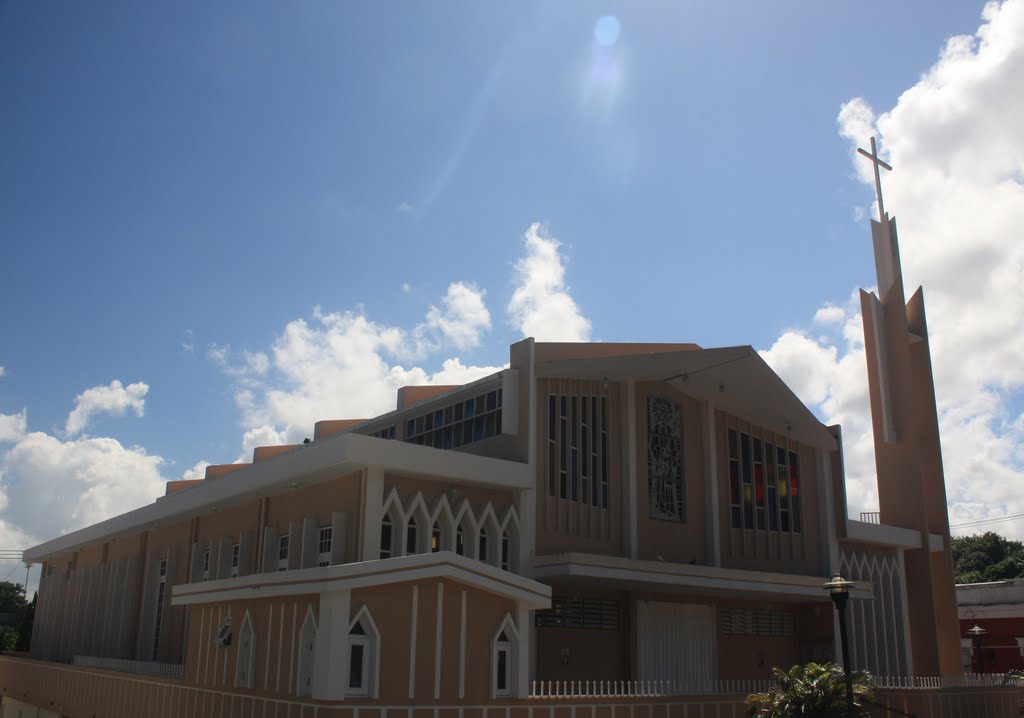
[535,597,620,630]
[721,608,794,636]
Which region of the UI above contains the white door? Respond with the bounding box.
[636,601,715,693]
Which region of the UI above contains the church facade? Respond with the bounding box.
[14,142,965,711]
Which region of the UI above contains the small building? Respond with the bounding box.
[958,578,1024,673]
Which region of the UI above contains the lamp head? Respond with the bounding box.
[822,572,854,596]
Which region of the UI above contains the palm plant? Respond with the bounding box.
[745,662,876,718]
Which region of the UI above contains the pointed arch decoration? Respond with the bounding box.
[234,610,256,689]
[347,605,381,698]
[490,612,519,698]
[477,502,502,566]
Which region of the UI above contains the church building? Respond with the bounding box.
[11,140,965,713]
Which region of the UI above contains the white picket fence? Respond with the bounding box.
[72,654,185,679]
[874,672,1022,690]
[530,672,1022,698]
[530,678,773,698]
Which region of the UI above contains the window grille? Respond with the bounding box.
[720,608,794,636]
[535,597,619,630]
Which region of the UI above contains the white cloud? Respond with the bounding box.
[65,380,149,437]
[0,410,27,444]
[401,282,412,294]
[508,223,592,342]
[396,201,415,215]
[212,291,505,454]
[766,0,1024,538]
[0,367,5,378]
[419,282,491,352]
[0,432,166,547]
[181,460,210,481]
[813,305,846,325]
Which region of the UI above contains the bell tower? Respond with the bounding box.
[857,137,961,676]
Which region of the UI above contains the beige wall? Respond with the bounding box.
[180,577,520,705]
[715,598,833,681]
[536,588,629,683]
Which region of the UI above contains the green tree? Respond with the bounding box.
[0,581,32,652]
[951,532,1024,584]
[745,662,876,718]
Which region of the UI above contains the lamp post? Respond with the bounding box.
[967,624,988,674]
[823,573,855,715]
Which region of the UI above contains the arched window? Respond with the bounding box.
[491,614,518,698]
[380,515,393,559]
[347,607,380,698]
[234,611,256,689]
[456,523,466,556]
[431,522,442,552]
[501,532,510,571]
[405,517,418,555]
[297,608,317,697]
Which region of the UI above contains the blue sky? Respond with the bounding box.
[2,0,1023,573]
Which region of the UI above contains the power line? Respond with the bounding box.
[950,512,1024,530]
[1,562,21,583]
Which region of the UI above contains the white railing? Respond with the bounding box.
[859,511,881,524]
[530,678,774,698]
[875,672,1022,690]
[530,673,1023,698]
[72,655,185,679]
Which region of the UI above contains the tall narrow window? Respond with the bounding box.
[231,543,240,577]
[455,523,465,556]
[318,526,333,567]
[346,607,379,697]
[547,387,611,509]
[491,615,518,698]
[348,622,370,694]
[202,549,210,581]
[495,631,512,696]
[478,530,488,564]
[431,522,441,552]
[501,532,510,571]
[729,424,802,535]
[151,559,167,660]
[278,535,290,571]
[406,518,418,555]
[380,515,393,559]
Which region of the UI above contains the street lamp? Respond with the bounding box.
[967,624,988,674]
[823,573,855,715]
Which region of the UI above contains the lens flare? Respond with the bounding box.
[594,15,621,47]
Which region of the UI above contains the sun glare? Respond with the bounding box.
[593,15,621,47]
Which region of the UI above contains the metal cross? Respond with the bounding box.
[857,136,892,220]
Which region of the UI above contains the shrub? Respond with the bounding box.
[746,661,876,718]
